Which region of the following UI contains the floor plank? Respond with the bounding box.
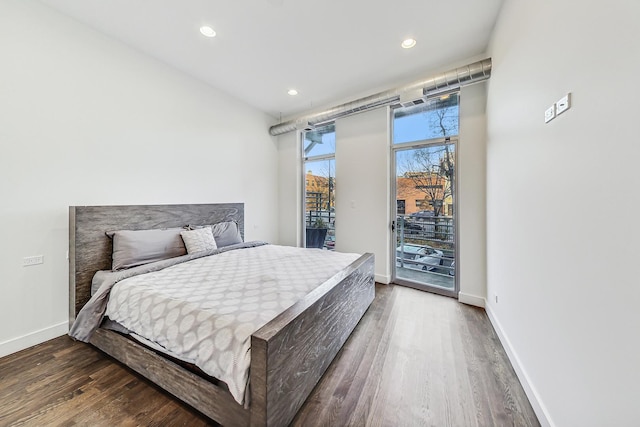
[0,284,538,426]
[292,284,539,427]
[0,339,213,427]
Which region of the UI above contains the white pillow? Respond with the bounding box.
[180,227,217,254]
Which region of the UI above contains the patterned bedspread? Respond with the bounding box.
[102,244,360,405]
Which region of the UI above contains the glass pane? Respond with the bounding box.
[395,143,455,290]
[393,93,459,144]
[304,158,335,249]
[304,124,335,158]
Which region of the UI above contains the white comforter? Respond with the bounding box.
[104,244,359,405]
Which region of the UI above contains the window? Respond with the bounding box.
[304,124,335,157]
[397,200,406,215]
[393,93,459,144]
[303,124,336,249]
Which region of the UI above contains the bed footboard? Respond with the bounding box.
[90,328,249,426]
[249,253,375,427]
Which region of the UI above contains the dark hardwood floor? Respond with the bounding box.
[0,284,539,426]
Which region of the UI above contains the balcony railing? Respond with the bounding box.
[397,214,454,241]
[396,214,455,277]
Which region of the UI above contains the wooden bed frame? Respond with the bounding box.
[69,203,375,426]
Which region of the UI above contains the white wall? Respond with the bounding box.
[0,0,278,357]
[335,108,390,283]
[276,131,301,247]
[486,1,640,426]
[458,83,487,306]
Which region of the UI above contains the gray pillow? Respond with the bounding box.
[189,221,243,248]
[211,221,243,247]
[107,228,187,270]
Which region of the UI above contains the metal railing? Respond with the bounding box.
[397,214,454,241]
[396,214,455,276]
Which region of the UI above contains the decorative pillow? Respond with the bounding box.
[107,228,187,270]
[180,227,217,254]
[189,221,243,248]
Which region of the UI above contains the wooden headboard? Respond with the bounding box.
[69,203,244,324]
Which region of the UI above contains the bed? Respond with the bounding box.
[68,203,375,426]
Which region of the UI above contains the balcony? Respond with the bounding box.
[396,214,455,290]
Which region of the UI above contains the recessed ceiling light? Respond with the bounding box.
[401,38,417,49]
[288,89,298,96]
[200,26,216,38]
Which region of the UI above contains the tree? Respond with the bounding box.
[401,103,456,216]
[402,155,449,216]
[305,160,335,226]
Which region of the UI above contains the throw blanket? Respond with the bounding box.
[69,243,360,405]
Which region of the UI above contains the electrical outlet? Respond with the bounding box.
[556,93,571,115]
[23,255,44,266]
[544,105,556,123]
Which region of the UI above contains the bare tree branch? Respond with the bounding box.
[400,104,456,216]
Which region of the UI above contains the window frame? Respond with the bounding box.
[300,123,336,248]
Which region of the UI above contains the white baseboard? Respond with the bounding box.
[458,291,486,307]
[375,274,390,284]
[485,304,553,427]
[0,321,68,358]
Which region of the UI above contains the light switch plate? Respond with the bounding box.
[544,105,555,123]
[556,93,571,115]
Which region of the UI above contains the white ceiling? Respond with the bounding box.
[40,0,504,119]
